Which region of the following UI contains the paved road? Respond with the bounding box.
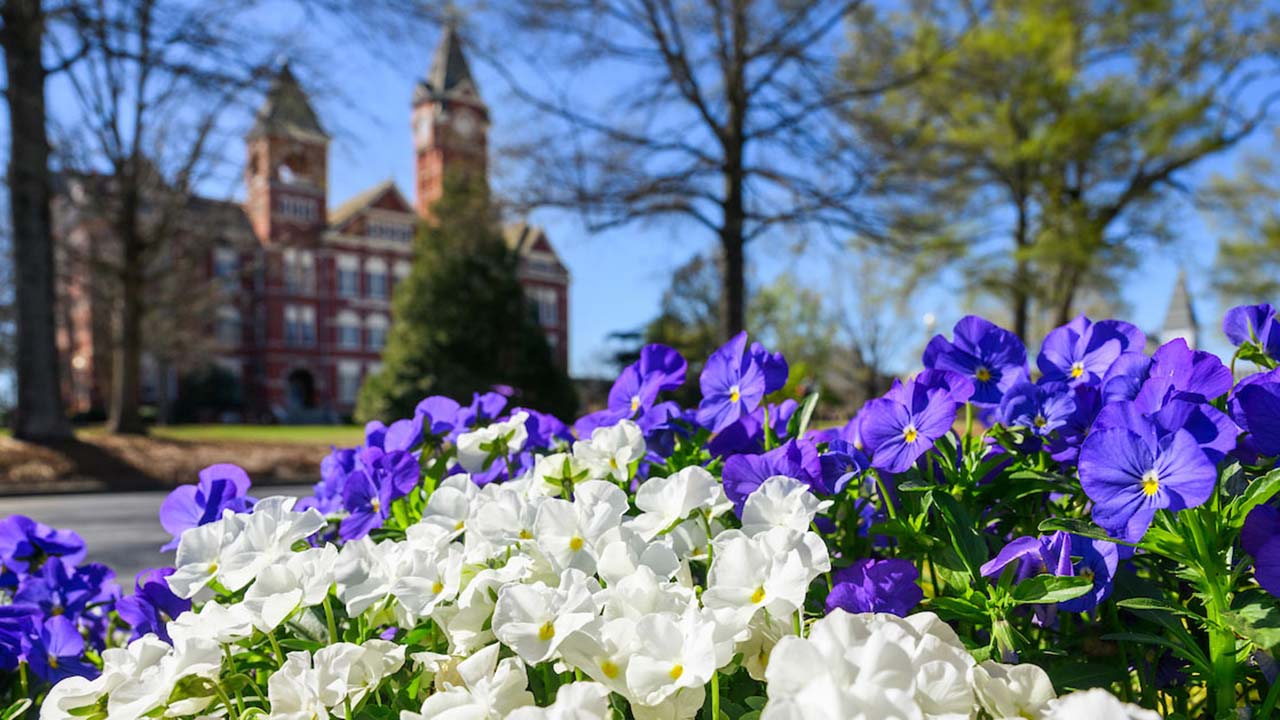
[0,486,311,587]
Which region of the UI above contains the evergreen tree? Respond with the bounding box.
[356,175,578,423]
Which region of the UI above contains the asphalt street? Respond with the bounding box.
[0,485,311,587]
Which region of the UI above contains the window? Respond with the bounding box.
[337,254,360,297]
[214,248,238,285]
[216,306,240,346]
[365,258,388,300]
[337,361,362,405]
[366,314,389,351]
[285,304,315,347]
[336,310,361,349]
[278,195,318,222]
[283,248,315,294]
[528,286,559,327]
[368,222,413,243]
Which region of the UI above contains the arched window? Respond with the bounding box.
[337,254,360,297]
[366,313,389,351]
[284,248,315,294]
[216,306,241,346]
[336,310,361,349]
[365,257,389,300]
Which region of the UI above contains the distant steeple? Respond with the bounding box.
[1159,270,1199,349]
[415,22,483,106]
[249,62,327,140]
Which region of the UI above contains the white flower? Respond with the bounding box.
[466,484,543,557]
[573,420,645,483]
[533,481,629,575]
[456,411,529,473]
[335,537,404,616]
[168,600,255,645]
[594,525,680,587]
[339,639,406,711]
[401,643,534,720]
[1041,688,1162,720]
[629,466,731,541]
[421,474,480,539]
[741,475,831,537]
[440,556,534,654]
[558,616,639,696]
[625,610,718,706]
[266,645,362,719]
[168,511,244,599]
[525,452,590,497]
[702,530,812,635]
[972,661,1056,719]
[506,681,612,720]
[738,612,793,682]
[391,542,464,620]
[631,685,705,720]
[41,635,173,720]
[106,635,223,720]
[492,569,599,664]
[243,544,338,631]
[218,496,327,593]
[595,565,694,622]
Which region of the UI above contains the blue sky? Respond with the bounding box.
[5,6,1273,397]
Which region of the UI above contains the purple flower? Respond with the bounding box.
[608,344,687,417]
[860,378,958,473]
[824,559,922,616]
[514,407,572,449]
[707,400,798,457]
[1094,399,1238,465]
[158,464,255,550]
[382,416,423,452]
[1135,339,1233,408]
[997,380,1077,438]
[1231,369,1280,458]
[0,605,37,672]
[0,516,86,574]
[1044,384,1102,464]
[116,568,190,643]
[1038,316,1144,387]
[1224,304,1280,358]
[416,396,464,439]
[1079,420,1216,543]
[364,420,388,449]
[359,447,421,500]
[1059,535,1119,613]
[1101,352,1153,403]
[1244,504,1280,597]
[981,532,1072,582]
[25,615,95,683]
[339,469,394,541]
[458,391,509,429]
[721,439,821,512]
[818,440,871,494]
[15,559,117,625]
[299,447,358,514]
[922,316,1027,406]
[697,332,788,433]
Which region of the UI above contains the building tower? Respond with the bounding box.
[411,24,490,218]
[1159,270,1199,349]
[244,62,329,244]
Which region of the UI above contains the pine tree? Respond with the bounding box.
[356,174,577,423]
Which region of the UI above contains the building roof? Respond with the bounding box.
[428,24,477,96]
[249,63,327,140]
[503,221,567,277]
[328,180,414,228]
[1162,271,1197,332]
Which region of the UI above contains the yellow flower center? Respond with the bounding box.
[431,581,444,595]
[609,457,619,470]
[1141,470,1160,497]
[1080,567,1095,583]
[518,528,533,540]
[750,586,766,604]
[729,385,741,404]
[371,498,382,513]
[538,621,556,641]
[569,536,585,552]
[600,660,620,679]
[975,366,992,382]
[453,520,465,531]
[48,655,58,669]
[668,664,684,681]
[1070,362,1085,379]
[1033,414,1048,428]
[630,396,641,413]
[903,425,919,444]
[207,562,219,574]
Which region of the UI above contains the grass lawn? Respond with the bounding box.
[76,424,365,446]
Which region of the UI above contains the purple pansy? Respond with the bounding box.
[416,395,465,439]
[860,376,959,473]
[1079,420,1216,543]
[824,558,923,616]
[457,391,509,430]
[981,532,1072,583]
[607,344,687,418]
[696,332,788,433]
[0,605,36,672]
[300,447,358,514]
[1094,399,1238,465]
[1135,339,1233,409]
[1059,535,1119,613]
[1101,352,1153,404]
[116,568,191,643]
[15,559,117,625]
[721,439,822,512]
[25,615,96,683]
[997,380,1077,439]
[1224,303,1280,359]
[1243,504,1280,597]
[818,440,871,495]
[1231,368,1280,458]
[158,463,255,550]
[1038,316,1144,387]
[515,407,573,449]
[922,316,1027,406]
[339,469,395,541]
[0,515,86,574]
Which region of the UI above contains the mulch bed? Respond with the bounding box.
[0,434,326,496]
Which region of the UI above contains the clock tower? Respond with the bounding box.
[412,23,489,219]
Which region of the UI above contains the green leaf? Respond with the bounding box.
[1223,596,1280,651]
[1115,596,1200,620]
[927,596,989,624]
[1228,468,1280,525]
[1036,517,1137,547]
[929,491,989,584]
[786,392,820,439]
[1010,575,1092,605]
[1042,660,1127,693]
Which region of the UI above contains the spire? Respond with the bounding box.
[426,22,478,97]
[1162,270,1197,334]
[249,62,327,140]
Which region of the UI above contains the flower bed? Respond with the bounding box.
[7,306,1280,719]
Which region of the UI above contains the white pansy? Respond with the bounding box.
[335,536,403,616]
[456,411,530,473]
[595,525,680,586]
[738,611,793,682]
[391,542,464,619]
[533,480,629,575]
[167,600,255,645]
[440,555,534,654]
[597,565,696,622]
[972,661,1057,719]
[242,544,337,632]
[106,635,223,720]
[338,639,406,710]
[625,610,718,706]
[40,635,172,720]
[559,616,639,697]
[525,452,590,497]
[573,420,645,483]
[217,496,327,593]
[266,645,362,719]
[702,530,812,635]
[420,474,480,539]
[467,483,544,556]
[631,684,705,720]
[492,569,599,664]
[629,466,732,541]
[1041,688,1162,720]
[506,681,612,720]
[168,510,244,599]
[402,643,534,720]
[741,475,831,537]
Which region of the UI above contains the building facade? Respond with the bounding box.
[56,27,570,422]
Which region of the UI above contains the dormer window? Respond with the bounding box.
[368,222,413,243]
[278,195,317,222]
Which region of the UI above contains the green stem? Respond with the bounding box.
[711,670,720,720]
[793,611,803,639]
[324,595,340,643]
[964,402,973,438]
[1188,511,1237,715]
[213,680,241,720]
[19,661,29,699]
[267,629,285,666]
[1260,673,1280,719]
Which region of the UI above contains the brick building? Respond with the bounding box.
[56,27,570,422]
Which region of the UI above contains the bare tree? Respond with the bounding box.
[475,0,921,341]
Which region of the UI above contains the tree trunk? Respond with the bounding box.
[719,225,746,340]
[4,0,73,441]
[1011,201,1030,341]
[107,201,147,434]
